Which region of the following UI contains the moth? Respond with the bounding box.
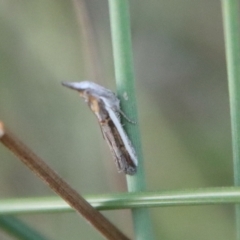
[62,81,138,175]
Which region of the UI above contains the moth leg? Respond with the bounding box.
[98,120,107,140]
[118,109,136,124]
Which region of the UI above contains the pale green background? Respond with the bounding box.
[0,1,233,239]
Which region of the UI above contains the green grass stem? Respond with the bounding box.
[221,0,240,238]
[0,216,48,240]
[1,187,240,214]
[107,0,155,239]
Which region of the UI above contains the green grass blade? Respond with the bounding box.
[221,0,240,239]
[0,216,48,240]
[108,0,155,239]
[1,187,240,214]
[107,0,146,191]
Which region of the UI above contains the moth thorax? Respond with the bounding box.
[88,96,100,115]
[79,90,88,99]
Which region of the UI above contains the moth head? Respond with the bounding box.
[62,81,91,101]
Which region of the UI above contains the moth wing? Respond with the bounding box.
[100,125,122,171]
[101,119,136,175]
[91,95,137,175]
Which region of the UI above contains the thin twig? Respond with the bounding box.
[0,121,130,240]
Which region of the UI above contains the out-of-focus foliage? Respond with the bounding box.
[0,0,234,239]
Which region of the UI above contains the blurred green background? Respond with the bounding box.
[0,0,234,239]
